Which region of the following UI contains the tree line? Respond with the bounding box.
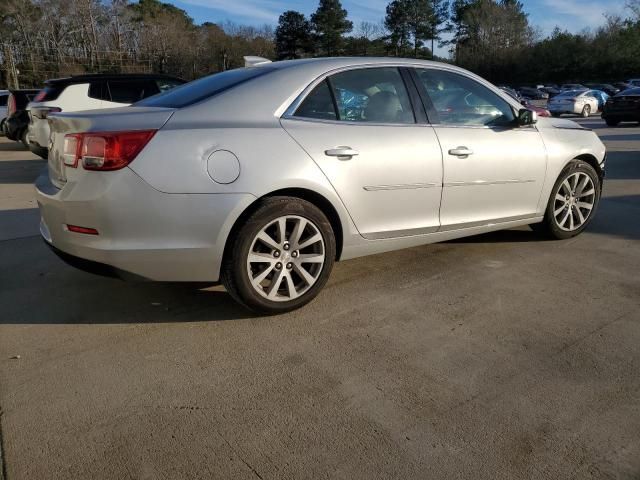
[1,0,640,89]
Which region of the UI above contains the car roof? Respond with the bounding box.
[44,73,185,86]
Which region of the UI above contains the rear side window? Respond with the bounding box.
[108,80,160,104]
[294,80,337,120]
[88,81,107,101]
[136,67,275,108]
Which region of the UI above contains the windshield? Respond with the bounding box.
[135,67,276,108]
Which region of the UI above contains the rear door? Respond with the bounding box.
[281,66,443,239]
[412,67,547,230]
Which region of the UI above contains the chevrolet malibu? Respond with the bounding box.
[36,58,606,313]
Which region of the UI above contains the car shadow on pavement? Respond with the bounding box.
[603,151,640,180]
[598,133,640,142]
[0,159,47,184]
[0,141,29,152]
[446,228,542,244]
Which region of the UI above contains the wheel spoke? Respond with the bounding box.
[257,231,279,250]
[555,193,565,203]
[267,268,285,299]
[251,265,275,286]
[297,233,322,250]
[576,175,590,195]
[577,201,593,210]
[562,179,572,195]
[293,263,316,285]
[298,252,324,263]
[575,206,585,224]
[276,218,287,244]
[283,272,299,299]
[569,209,575,230]
[554,205,566,216]
[559,208,571,227]
[290,218,307,250]
[248,252,275,263]
[578,188,595,198]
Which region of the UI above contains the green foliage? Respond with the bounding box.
[275,11,313,60]
[311,0,353,55]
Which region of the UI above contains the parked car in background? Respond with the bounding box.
[585,83,619,97]
[4,89,40,146]
[498,86,523,101]
[586,90,609,111]
[548,90,599,117]
[602,87,640,126]
[27,73,185,158]
[626,79,640,87]
[561,83,587,91]
[613,82,633,92]
[500,87,550,117]
[518,86,549,100]
[540,86,561,97]
[0,90,9,133]
[36,57,606,313]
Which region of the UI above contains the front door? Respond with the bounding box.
[413,68,547,229]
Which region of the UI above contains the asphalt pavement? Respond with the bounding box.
[0,116,639,480]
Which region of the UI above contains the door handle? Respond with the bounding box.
[325,147,359,159]
[448,146,474,158]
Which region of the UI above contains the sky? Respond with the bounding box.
[167,0,631,56]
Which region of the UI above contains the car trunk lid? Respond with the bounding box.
[47,106,175,188]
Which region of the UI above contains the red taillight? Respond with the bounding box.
[33,90,47,102]
[62,130,156,171]
[66,225,99,235]
[7,95,16,115]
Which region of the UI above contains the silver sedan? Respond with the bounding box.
[36,57,606,313]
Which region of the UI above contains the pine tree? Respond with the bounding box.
[311,0,353,56]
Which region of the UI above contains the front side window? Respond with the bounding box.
[416,69,515,126]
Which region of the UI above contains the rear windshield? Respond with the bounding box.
[135,67,275,108]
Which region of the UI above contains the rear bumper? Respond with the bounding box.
[35,168,255,281]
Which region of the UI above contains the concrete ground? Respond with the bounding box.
[0,117,639,480]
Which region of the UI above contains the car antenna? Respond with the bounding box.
[243,56,272,68]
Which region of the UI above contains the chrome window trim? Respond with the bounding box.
[281,62,524,126]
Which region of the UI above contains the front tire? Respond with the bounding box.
[221,196,336,314]
[604,118,619,127]
[20,129,29,148]
[534,160,600,240]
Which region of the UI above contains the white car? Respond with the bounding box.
[27,74,184,158]
[548,90,599,118]
[0,90,9,133]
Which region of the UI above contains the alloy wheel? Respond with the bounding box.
[552,172,596,232]
[246,215,325,302]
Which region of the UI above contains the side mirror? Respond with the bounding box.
[518,108,537,126]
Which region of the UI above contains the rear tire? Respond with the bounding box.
[20,129,29,148]
[221,196,336,314]
[605,118,619,127]
[534,159,600,240]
